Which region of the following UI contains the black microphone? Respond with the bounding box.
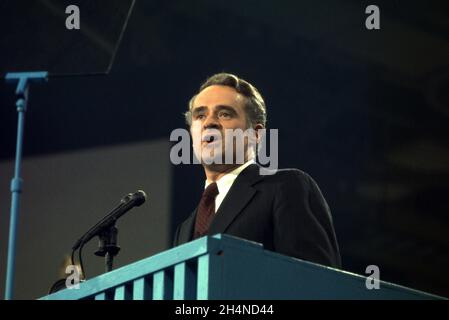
[72,190,147,250]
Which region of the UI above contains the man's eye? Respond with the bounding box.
[219,112,231,118]
[196,114,206,120]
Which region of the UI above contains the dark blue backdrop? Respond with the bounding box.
[1,0,448,297]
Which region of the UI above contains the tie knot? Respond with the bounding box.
[203,182,219,199]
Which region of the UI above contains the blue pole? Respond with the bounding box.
[4,72,48,300]
[5,96,27,300]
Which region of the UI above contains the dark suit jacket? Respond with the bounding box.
[173,164,342,268]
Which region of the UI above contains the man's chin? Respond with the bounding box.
[193,148,253,166]
[200,156,225,166]
[200,156,248,167]
[202,162,242,173]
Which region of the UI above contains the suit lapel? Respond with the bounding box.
[178,209,196,244]
[208,164,263,235]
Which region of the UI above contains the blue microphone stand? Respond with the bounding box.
[4,71,48,300]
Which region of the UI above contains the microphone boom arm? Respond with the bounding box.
[71,190,147,276]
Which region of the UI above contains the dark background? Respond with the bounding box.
[1,0,448,298]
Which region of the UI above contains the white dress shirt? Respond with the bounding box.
[204,159,256,213]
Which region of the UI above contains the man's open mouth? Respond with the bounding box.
[202,132,221,144]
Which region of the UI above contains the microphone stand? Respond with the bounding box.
[70,190,146,279]
[94,223,121,273]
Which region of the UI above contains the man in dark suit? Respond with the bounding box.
[173,73,341,269]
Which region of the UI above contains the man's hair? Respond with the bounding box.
[185,73,267,128]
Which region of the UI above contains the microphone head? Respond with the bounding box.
[120,190,147,206]
[134,190,147,206]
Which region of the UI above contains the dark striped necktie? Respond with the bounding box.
[193,182,219,239]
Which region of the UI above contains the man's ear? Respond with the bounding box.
[254,123,265,143]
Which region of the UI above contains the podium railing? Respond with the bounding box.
[41,234,444,300]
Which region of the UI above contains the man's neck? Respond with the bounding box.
[203,164,241,183]
[203,159,254,183]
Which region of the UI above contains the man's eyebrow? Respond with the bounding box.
[191,106,207,114]
[191,105,237,114]
[215,105,237,113]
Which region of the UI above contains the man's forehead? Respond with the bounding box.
[193,85,243,108]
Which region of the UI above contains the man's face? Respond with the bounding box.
[190,85,256,166]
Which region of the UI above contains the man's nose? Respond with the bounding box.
[203,113,220,130]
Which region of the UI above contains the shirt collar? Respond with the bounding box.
[204,159,256,193]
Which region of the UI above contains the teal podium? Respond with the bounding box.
[41,234,444,300]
